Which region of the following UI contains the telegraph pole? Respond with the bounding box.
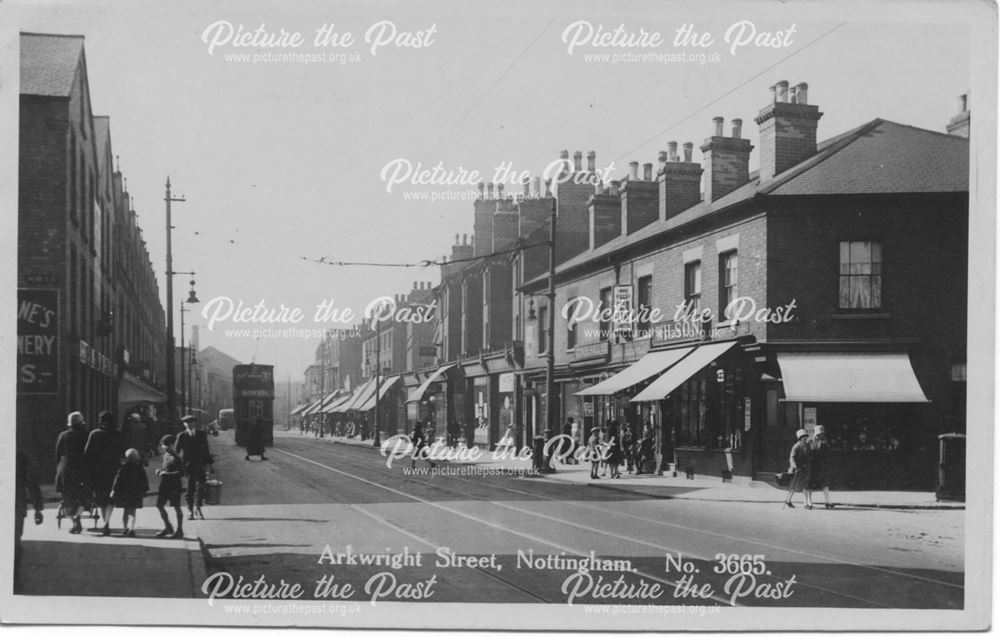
[373,312,382,448]
[543,199,557,472]
[164,177,185,423]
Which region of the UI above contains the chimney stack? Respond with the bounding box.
[587,150,596,173]
[560,149,570,176]
[620,158,659,234]
[486,183,495,200]
[573,150,583,172]
[947,91,971,138]
[659,140,703,220]
[755,80,823,181]
[477,182,485,200]
[701,115,753,202]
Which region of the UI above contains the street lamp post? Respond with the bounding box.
[177,279,199,418]
[180,301,188,416]
[164,177,186,423]
[373,311,382,449]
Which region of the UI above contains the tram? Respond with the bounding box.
[232,363,275,447]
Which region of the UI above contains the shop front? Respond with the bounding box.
[764,351,933,489]
[407,364,463,442]
[632,339,758,480]
[577,347,698,471]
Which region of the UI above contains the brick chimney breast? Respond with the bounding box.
[754,81,822,182]
[659,141,704,219]
[947,91,970,138]
[700,115,753,202]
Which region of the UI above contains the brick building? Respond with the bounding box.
[18,33,168,473]
[519,80,969,489]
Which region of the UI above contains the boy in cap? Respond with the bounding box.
[154,434,184,538]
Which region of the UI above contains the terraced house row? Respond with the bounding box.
[18,33,168,473]
[300,80,970,490]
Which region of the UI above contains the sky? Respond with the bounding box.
[6,0,977,381]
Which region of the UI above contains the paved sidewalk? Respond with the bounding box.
[304,431,964,510]
[18,459,208,598]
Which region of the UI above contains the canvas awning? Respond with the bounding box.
[321,392,355,414]
[290,403,309,416]
[302,390,342,416]
[407,364,455,403]
[341,378,379,412]
[776,352,929,403]
[357,376,401,411]
[576,347,695,396]
[118,371,166,404]
[631,342,737,402]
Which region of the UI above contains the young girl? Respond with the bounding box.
[111,448,149,537]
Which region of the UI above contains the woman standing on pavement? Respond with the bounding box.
[606,421,623,479]
[54,411,91,534]
[587,427,601,480]
[85,410,124,535]
[784,428,813,509]
[809,425,834,509]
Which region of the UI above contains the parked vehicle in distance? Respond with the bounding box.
[219,408,235,431]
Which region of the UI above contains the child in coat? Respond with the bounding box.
[155,435,184,538]
[111,448,149,537]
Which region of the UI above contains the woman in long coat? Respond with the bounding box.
[245,418,268,460]
[784,428,814,509]
[55,411,91,534]
[85,411,123,535]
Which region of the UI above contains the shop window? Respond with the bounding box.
[599,287,612,341]
[719,251,738,317]
[637,275,653,336]
[538,306,548,354]
[566,298,578,350]
[839,241,883,309]
[677,377,707,447]
[684,261,701,310]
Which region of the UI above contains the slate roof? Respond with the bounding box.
[93,116,111,173]
[525,118,969,287]
[20,33,84,97]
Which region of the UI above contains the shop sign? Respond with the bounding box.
[498,372,514,393]
[17,288,59,394]
[803,407,817,433]
[612,284,634,339]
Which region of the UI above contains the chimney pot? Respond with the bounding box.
[776,80,789,103]
[794,82,808,105]
[497,183,504,199]
[573,150,583,172]
[463,233,468,244]
[713,116,724,136]
[643,163,653,181]
[667,141,679,161]
[959,92,968,112]
[682,142,693,163]
[731,118,743,139]
[544,179,552,197]
[533,176,541,196]
[629,161,639,180]
[454,233,459,244]
[487,183,494,199]
[477,182,485,199]
[587,150,596,172]
[522,178,530,196]
[610,180,621,195]
[658,150,668,165]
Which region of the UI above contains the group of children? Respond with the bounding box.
[107,434,190,539]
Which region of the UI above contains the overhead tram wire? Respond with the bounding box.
[611,21,848,164]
